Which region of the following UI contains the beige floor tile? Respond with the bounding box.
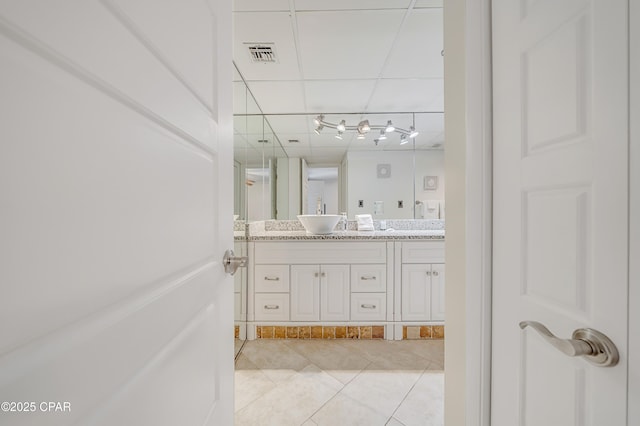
[285,340,372,384]
[239,340,313,382]
[393,372,444,426]
[311,393,389,426]
[386,417,407,426]
[234,360,277,412]
[340,366,422,417]
[235,365,342,426]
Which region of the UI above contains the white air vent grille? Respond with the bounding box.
[246,43,277,63]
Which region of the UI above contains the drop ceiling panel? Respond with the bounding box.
[306,148,348,164]
[414,113,444,133]
[246,81,306,113]
[382,9,443,79]
[367,78,444,111]
[294,0,411,11]
[296,10,405,80]
[304,80,377,112]
[282,147,313,158]
[234,0,290,12]
[265,115,310,134]
[273,133,313,147]
[234,12,301,81]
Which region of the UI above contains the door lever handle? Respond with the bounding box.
[519,321,619,367]
[223,249,248,276]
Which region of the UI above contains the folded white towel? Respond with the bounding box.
[355,214,374,231]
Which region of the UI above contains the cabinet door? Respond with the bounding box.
[401,264,432,321]
[320,265,350,321]
[290,265,320,321]
[430,263,445,321]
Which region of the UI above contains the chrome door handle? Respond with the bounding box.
[223,249,248,275]
[519,321,619,367]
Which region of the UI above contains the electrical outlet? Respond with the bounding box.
[398,200,403,208]
[358,200,364,208]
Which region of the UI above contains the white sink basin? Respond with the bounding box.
[297,215,341,234]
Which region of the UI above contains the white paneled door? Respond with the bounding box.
[492,1,629,425]
[0,1,233,425]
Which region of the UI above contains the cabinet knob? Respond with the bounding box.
[432,271,439,277]
[426,270,432,276]
[321,272,326,277]
[314,272,319,277]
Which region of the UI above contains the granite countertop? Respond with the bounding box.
[245,229,444,241]
[234,219,445,241]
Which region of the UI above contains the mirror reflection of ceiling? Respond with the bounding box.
[233,0,444,165]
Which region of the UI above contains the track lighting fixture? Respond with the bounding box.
[311,116,419,145]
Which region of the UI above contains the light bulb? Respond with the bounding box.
[409,126,419,138]
[361,120,370,132]
[385,120,395,133]
[335,131,343,140]
[337,120,346,132]
[314,124,324,135]
[379,130,387,140]
[313,114,323,126]
[400,134,409,145]
[356,132,365,140]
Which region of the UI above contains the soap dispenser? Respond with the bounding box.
[340,212,348,231]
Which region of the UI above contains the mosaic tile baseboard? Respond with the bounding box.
[234,325,239,339]
[402,325,445,340]
[256,325,385,340]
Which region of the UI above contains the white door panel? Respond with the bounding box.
[492,0,629,425]
[0,0,233,424]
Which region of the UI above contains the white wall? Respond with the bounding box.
[307,178,338,214]
[346,150,444,219]
[276,157,301,219]
[247,178,270,221]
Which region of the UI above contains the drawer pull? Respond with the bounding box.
[426,270,432,276]
[321,272,326,277]
[314,272,319,277]
[264,305,280,310]
[432,271,439,277]
[264,276,280,281]
[361,304,377,309]
[360,275,377,280]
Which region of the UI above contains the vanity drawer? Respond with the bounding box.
[351,265,386,292]
[255,265,290,292]
[255,293,290,321]
[350,293,386,321]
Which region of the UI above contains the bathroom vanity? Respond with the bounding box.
[237,220,445,341]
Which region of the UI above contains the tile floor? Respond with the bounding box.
[234,339,444,426]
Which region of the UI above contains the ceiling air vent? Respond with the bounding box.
[288,139,300,144]
[258,139,269,144]
[245,43,278,63]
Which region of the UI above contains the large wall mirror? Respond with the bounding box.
[233,97,445,221]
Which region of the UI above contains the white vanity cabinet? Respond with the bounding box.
[350,264,387,321]
[400,241,445,322]
[254,264,290,321]
[253,241,387,323]
[290,264,350,321]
